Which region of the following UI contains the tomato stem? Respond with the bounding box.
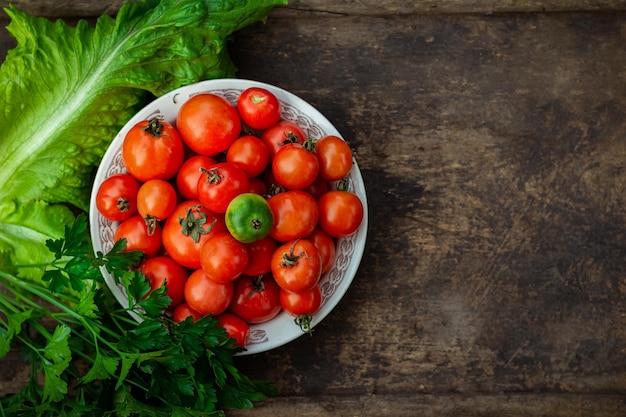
[200,167,223,184]
[294,314,314,335]
[178,205,216,243]
[144,215,158,236]
[143,116,166,137]
[280,239,306,268]
[116,197,131,213]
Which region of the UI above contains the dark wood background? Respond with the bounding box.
[2,1,626,415]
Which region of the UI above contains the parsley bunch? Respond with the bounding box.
[0,215,274,416]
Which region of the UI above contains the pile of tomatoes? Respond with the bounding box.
[95,86,364,347]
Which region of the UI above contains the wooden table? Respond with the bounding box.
[2,1,626,415]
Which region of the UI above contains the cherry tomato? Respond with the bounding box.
[317,190,364,238]
[176,155,217,200]
[122,117,185,182]
[184,269,234,316]
[200,232,249,283]
[307,227,336,275]
[272,143,319,190]
[95,173,140,222]
[197,162,249,214]
[315,135,353,181]
[280,284,322,317]
[261,120,307,157]
[176,93,241,156]
[114,214,162,257]
[217,313,250,347]
[229,275,282,324]
[248,177,268,195]
[226,135,270,178]
[172,302,204,322]
[271,239,322,293]
[136,179,178,235]
[139,256,188,309]
[236,87,281,130]
[225,193,274,243]
[303,176,330,200]
[267,190,318,242]
[243,236,278,276]
[162,201,227,269]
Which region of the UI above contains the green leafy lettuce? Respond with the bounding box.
[0,0,286,278]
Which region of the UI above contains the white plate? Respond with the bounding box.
[89,79,368,355]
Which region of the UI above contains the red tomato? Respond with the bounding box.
[261,120,307,157]
[184,269,233,316]
[226,135,270,178]
[271,239,322,293]
[307,228,336,275]
[318,190,364,238]
[280,284,322,317]
[139,256,188,309]
[95,173,140,222]
[217,313,250,347]
[229,275,282,324]
[243,236,278,276]
[114,214,162,257]
[303,176,330,200]
[248,177,268,196]
[172,302,204,322]
[199,232,249,283]
[122,117,185,182]
[197,162,249,214]
[162,201,227,269]
[176,93,241,156]
[176,155,217,200]
[136,179,177,235]
[315,135,353,181]
[272,143,319,190]
[267,190,318,241]
[236,87,281,130]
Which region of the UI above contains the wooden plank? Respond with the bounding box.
[0,0,625,18]
[227,394,626,416]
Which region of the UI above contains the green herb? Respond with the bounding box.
[0,0,286,280]
[0,214,275,416]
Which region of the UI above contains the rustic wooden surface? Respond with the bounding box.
[2,1,626,416]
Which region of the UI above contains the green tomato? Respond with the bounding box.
[225,193,274,243]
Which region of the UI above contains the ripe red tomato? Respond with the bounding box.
[243,236,278,276]
[122,117,185,182]
[95,173,140,222]
[226,135,270,178]
[139,256,188,309]
[307,227,336,275]
[248,177,268,195]
[217,313,250,347]
[267,190,318,242]
[197,162,249,214]
[114,214,162,257]
[261,120,307,157]
[271,239,322,293]
[162,201,227,269]
[199,232,249,283]
[176,93,241,156]
[175,155,217,200]
[237,87,281,130]
[315,135,353,181]
[229,275,282,324]
[184,269,233,316]
[136,179,177,235]
[317,190,364,238]
[272,143,319,190]
[172,302,204,322]
[280,284,322,317]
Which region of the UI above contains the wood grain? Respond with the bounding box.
[1,2,626,416]
[0,0,625,18]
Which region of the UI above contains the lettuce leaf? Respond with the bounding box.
[0,0,286,278]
